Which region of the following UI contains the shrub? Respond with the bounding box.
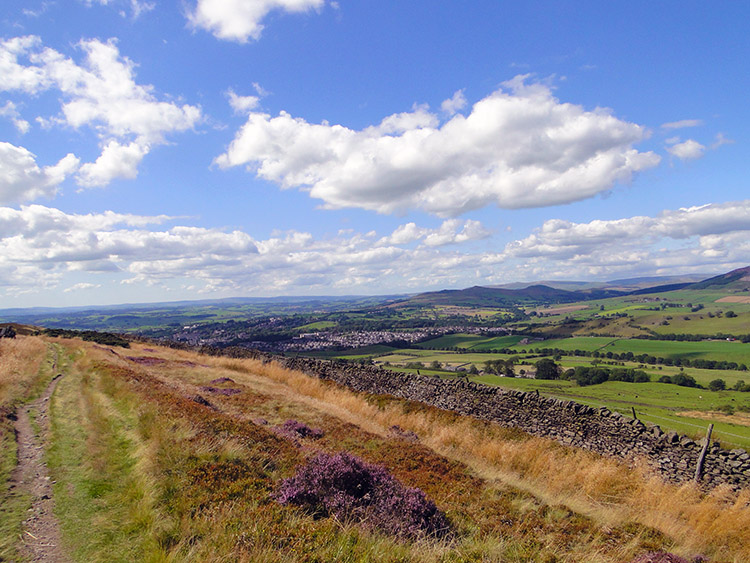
[634,371,650,383]
[708,379,726,392]
[275,451,451,540]
[672,373,698,388]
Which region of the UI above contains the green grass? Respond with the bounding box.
[462,375,750,449]
[47,356,166,562]
[295,320,337,331]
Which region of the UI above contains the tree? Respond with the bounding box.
[535,358,561,380]
[468,364,479,375]
[708,378,726,392]
[429,360,442,370]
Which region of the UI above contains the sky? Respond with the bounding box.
[1,1,749,308]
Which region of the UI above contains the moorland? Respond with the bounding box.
[2,266,750,561]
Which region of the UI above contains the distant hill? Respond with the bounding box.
[688,266,750,290]
[403,267,749,308]
[403,284,625,308]
[492,273,711,292]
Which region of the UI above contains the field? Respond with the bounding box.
[4,334,750,561]
[332,333,750,450]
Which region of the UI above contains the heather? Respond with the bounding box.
[273,419,324,441]
[275,451,451,540]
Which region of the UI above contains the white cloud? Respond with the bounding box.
[227,89,260,114]
[64,282,101,292]
[216,76,660,216]
[0,36,202,192]
[0,101,30,133]
[188,0,327,43]
[500,201,750,279]
[440,89,467,116]
[667,139,705,161]
[3,200,750,300]
[76,140,148,187]
[0,143,79,205]
[710,133,734,150]
[378,219,491,247]
[0,36,49,93]
[661,119,703,130]
[81,0,155,18]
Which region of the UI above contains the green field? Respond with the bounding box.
[467,376,750,449]
[381,364,750,449]
[417,333,525,350]
[421,333,750,365]
[326,337,750,450]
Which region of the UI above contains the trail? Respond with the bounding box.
[9,348,69,562]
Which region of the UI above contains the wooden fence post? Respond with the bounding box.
[694,423,714,483]
[631,406,637,420]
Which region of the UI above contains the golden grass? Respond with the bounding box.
[0,335,48,407]
[207,353,750,562]
[678,410,750,427]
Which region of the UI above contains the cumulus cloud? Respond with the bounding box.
[227,89,260,114]
[500,200,750,280]
[0,101,30,133]
[188,0,326,43]
[216,76,660,216]
[0,143,79,204]
[378,219,491,247]
[667,139,705,161]
[0,205,258,294]
[77,140,149,187]
[440,89,467,116]
[5,199,750,300]
[0,36,201,191]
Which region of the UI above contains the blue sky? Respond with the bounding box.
[1,1,749,307]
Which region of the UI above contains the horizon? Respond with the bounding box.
[0,269,724,314]
[2,2,749,308]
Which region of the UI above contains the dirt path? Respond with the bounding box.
[10,351,69,562]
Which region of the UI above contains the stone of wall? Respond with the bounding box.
[168,342,750,489]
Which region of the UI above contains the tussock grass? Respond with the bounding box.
[0,335,48,407]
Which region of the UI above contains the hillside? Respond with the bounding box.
[2,333,750,561]
[403,284,625,308]
[689,266,750,291]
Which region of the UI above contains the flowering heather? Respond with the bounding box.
[275,451,451,540]
[273,419,324,441]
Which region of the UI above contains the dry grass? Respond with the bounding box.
[209,353,750,562]
[0,335,48,408]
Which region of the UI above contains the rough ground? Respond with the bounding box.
[9,354,68,562]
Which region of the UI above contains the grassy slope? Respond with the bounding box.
[9,336,750,561]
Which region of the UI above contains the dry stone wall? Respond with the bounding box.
[177,343,750,489]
